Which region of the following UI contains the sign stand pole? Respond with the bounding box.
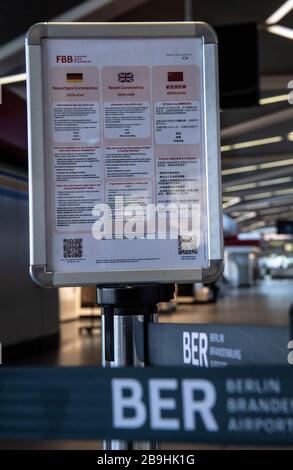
[97,283,175,450]
[289,303,293,341]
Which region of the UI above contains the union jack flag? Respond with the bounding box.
[118,72,134,83]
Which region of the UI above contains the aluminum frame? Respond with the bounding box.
[26,21,223,287]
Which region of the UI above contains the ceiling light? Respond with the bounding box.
[284,243,293,252]
[224,183,257,192]
[244,192,273,201]
[230,212,242,217]
[233,136,283,150]
[263,233,291,241]
[266,0,293,25]
[221,145,232,152]
[222,165,258,176]
[0,72,26,85]
[274,188,293,195]
[245,201,273,210]
[266,25,293,40]
[259,176,293,186]
[221,136,283,152]
[235,212,257,223]
[223,159,293,177]
[260,205,293,215]
[287,131,293,141]
[222,197,241,209]
[242,221,266,231]
[259,94,289,105]
[260,158,293,169]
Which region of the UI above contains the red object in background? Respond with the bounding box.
[168,71,184,81]
[224,235,260,247]
[0,86,27,165]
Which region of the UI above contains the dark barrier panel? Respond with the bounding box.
[135,323,290,367]
[0,366,293,444]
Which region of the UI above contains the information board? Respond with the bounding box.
[26,22,223,287]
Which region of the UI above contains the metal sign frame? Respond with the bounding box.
[26,22,223,287]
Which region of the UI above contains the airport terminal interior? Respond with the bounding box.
[1,0,293,453]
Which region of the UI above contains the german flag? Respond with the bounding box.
[66,72,83,83]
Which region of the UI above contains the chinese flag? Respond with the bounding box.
[168,72,184,82]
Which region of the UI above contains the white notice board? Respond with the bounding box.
[26,22,223,287]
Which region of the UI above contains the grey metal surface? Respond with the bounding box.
[101,313,157,450]
[203,43,223,268]
[30,265,53,288]
[53,269,203,287]
[25,44,47,268]
[202,259,224,284]
[101,314,157,367]
[26,21,218,45]
[184,0,193,22]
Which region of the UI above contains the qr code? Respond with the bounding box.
[63,238,83,258]
[178,235,197,255]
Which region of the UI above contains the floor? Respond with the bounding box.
[1,279,292,449]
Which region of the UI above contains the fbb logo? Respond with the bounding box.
[56,55,73,63]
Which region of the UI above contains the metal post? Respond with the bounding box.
[184,0,193,21]
[289,303,293,341]
[97,284,175,450]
